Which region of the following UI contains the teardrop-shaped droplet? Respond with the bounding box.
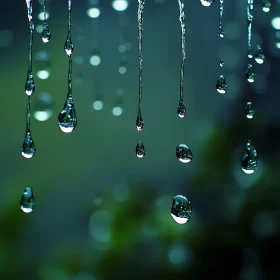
[262,0,271,13]
[219,60,224,67]
[200,0,215,7]
[245,101,255,119]
[21,130,36,158]
[248,51,253,59]
[64,37,74,56]
[219,26,225,38]
[177,100,186,118]
[136,140,145,158]
[20,187,35,213]
[136,113,144,131]
[25,69,35,96]
[246,64,255,83]
[171,195,192,224]
[241,139,257,174]
[255,45,265,64]
[41,23,51,43]
[176,144,193,163]
[58,96,77,133]
[216,75,227,94]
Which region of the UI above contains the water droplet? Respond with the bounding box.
[136,140,145,158]
[136,113,144,131]
[246,64,255,83]
[219,60,224,67]
[177,100,186,118]
[58,96,77,133]
[21,130,36,158]
[262,0,271,13]
[64,37,74,56]
[219,26,225,38]
[41,23,51,43]
[25,69,35,96]
[200,0,215,7]
[216,75,227,94]
[20,187,35,213]
[241,139,257,174]
[255,45,265,64]
[176,144,193,163]
[171,195,192,224]
[245,101,255,119]
[248,51,253,59]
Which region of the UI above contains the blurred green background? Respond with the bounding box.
[0,0,279,279]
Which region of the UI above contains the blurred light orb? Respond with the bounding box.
[37,69,50,80]
[92,100,103,111]
[119,66,127,74]
[112,106,123,116]
[87,7,100,18]
[112,0,128,11]
[90,55,101,66]
[271,17,280,30]
[36,25,43,33]
[0,29,13,48]
[38,11,49,20]
[276,42,280,49]
[34,110,53,122]
[33,91,53,122]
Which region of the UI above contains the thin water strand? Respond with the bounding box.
[241,139,257,174]
[216,75,227,94]
[64,0,74,56]
[247,0,254,58]
[255,45,265,64]
[20,187,35,213]
[245,101,255,119]
[246,64,255,83]
[176,144,193,163]
[171,195,192,224]
[219,0,225,37]
[41,0,51,43]
[262,0,271,13]
[136,140,145,158]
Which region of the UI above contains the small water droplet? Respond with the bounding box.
[248,51,253,59]
[136,113,144,131]
[255,45,265,64]
[171,195,192,224]
[64,37,74,56]
[176,144,193,163]
[58,96,77,133]
[219,60,224,67]
[245,101,255,119]
[136,140,145,158]
[41,23,51,43]
[262,0,271,13]
[177,100,186,118]
[25,69,35,96]
[219,26,225,38]
[246,64,255,83]
[21,130,36,158]
[241,139,257,174]
[216,75,227,94]
[200,0,215,7]
[20,187,35,213]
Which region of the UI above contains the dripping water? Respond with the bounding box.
[20,187,35,213]
[247,0,254,58]
[219,0,225,38]
[42,0,51,43]
[200,0,215,7]
[216,75,227,94]
[136,140,145,158]
[246,64,255,83]
[171,195,192,224]
[245,101,255,119]
[262,0,271,13]
[241,139,257,174]
[219,59,224,67]
[255,45,265,64]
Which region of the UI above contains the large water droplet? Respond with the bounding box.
[21,130,36,158]
[255,45,265,64]
[64,37,74,56]
[245,101,255,119]
[177,100,186,118]
[200,0,215,7]
[58,96,77,133]
[216,75,227,94]
[246,64,255,83]
[171,195,192,224]
[219,60,224,67]
[262,0,271,13]
[136,140,145,158]
[241,139,257,174]
[136,113,144,131]
[176,144,193,163]
[20,187,35,213]
[25,69,35,96]
[41,23,51,43]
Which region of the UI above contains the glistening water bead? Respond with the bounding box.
[20,187,35,213]
[42,22,51,43]
[25,69,35,96]
[176,144,193,163]
[241,139,257,174]
[200,0,215,7]
[245,101,255,119]
[255,45,265,64]
[171,195,192,224]
[177,100,186,118]
[246,64,255,83]
[136,140,145,158]
[216,75,227,94]
[58,96,77,133]
[262,0,271,13]
[220,60,224,67]
[64,37,74,56]
[136,112,144,131]
[21,130,36,158]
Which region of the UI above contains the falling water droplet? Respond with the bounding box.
[219,0,225,38]
[64,37,74,56]
[216,75,227,94]
[245,101,255,119]
[20,187,35,213]
[136,140,145,158]
[177,100,186,118]
[25,69,35,96]
[219,60,224,67]
[200,0,215,7]
[176,144,193,163]
[171,195,192,224]
[58,96,77,133]
[219,26,225,38]
[241,139,257,174]
[255,45,265,64]
[262,0,271,13]
[246,64,255,83]
[41,22,51,43]
[136,113,144,131]
[21,130,36,158]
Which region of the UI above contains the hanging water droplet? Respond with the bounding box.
[241,139,257,174]
[64,37,74,56]
[248,51,253,59]
[176,144,193,163]
[255,45,265,64]
[136,140,145,158]
[245,101,255,119]
[262,0,271,13]
[20,187,35,213]
[171,195,192,224]
[216,75,227,94]
[58,96,77,133]
[41,22,51,43]
[246,64,255,83]
[136,113,144,131]
[21,130,36,158]
[177,100,186,118]
[200,0,215,7]
[219,60,224,67]
[219,26,225,38]
[25,69,35,96]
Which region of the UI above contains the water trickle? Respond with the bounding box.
[241,139,257,174]
[58,96,77,133]
[136,140,145,158]
[247,0,254,58]
[200,0,215,7]
[64,37,74,56]
[176,144,192,163]
[216,75,227,94]
[219,60,224,67]
[262,0,271,13]
[177,100,186,118]
[20,187,35,213]
[255,45,265,64]
[246,64,255,83]
[136,111,144,131]
[171,195,192,224]
[25,69,35,96]
[219,0,225,37]
[245,101,255,119]
[42,22,51,43]
[21,130,36,158]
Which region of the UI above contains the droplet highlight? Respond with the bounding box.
[20,187,35,213]
[136,140,145,158]
[262,0,271,13]
[246,64,255,83]
[176,144,193,163]
[171,195,192,224]
[241,139,257,174]
[25,69,35,96]
[255,45,265,64]
[245,101,255,119]
[216,75,227,94]
[177,100,186,118]
[21,130,36,158]
[64,37,74,56]
[41,22,51,43]
[219,60,224,67]
[136,112,144,131]
[200,0,215,7]
[58,96,77,133]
